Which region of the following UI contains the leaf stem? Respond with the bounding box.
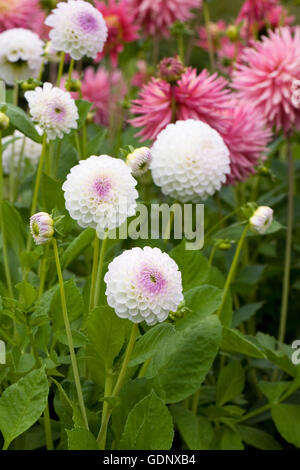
[202,0,215,70]
[94,231,108,308]
[278,138,294,344]
[89,232,100,312]
[216,224,249,324]
[52,238,89,430]
[56,51,65,87]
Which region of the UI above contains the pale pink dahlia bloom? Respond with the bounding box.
[81,66,126,127]
[222,100,272,184]
[130,67,230,141]
[232,27,300,134]
[0,0,45,36]
[95,0,139,66]
[127,0,202,37]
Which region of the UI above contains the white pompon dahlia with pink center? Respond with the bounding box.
[62,155,138,236]
[45,0,108,60]
[105,246,183,325]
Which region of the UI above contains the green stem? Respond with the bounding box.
[191,389,200,415]
[205,207,241,242]
[13,82,18,106]
[216,224,249,324]
[208,244,217,267]
[94,232,108,308]
[43,402,54,450]
[30,133,47,216]
[278,138,294,344]
[89,233,100,312]
[38,245,49,301]
[52,238,89,430]
[68,58,75,83]
[98,370,113,450]
[203,0,215,70]
[56,51,65,87]
[97,323,139,449]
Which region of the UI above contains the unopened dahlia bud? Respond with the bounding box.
[158,56,185,83]
[0,112,9,130]
[217,240,232,251]
[249,206,273,234]
[105,247,183,326]
[126,147,152,177]
[25,82,78,140]
[151,119,230,202]
[20,78,43,92]
[65,78,81,93]
[226,25,239,42]
[30,212,54,245]
[45,0,108,60]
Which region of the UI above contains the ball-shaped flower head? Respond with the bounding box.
[232,27,300,134]
[0,28,44,85]
[249,206,273,234]
[126,147,151,177]
[151,119,230,202]
[45,0,108,60]
[127,0,201,37]
[2,130,42,175]
[222,100,272,185]
[30,212,54,245]
[105,246,183,326]
[25,82,78,141]
[62,155,138,236]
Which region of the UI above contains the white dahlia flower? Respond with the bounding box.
[62,155,138,236]
[45,0,108,60]
[105,246,183,326]
[2,131,42,175]
[151,119,230,202]
[250,206,273,234]
[25,82,78,140]
[30,212,54,245]
[0,28,44,85]
[126,147,152,177]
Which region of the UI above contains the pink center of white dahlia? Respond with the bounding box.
[77,12,99,33]
[138,266,167,295]
[50,103,66,122]
[93,176,112,199]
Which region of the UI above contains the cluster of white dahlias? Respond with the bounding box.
[45,0,108,60]
[151,119,230,202]
[25,82,78,140]
[2,131,41,175]
[0,28,44,85]
[105,246,183,326]
[62,155,138,236]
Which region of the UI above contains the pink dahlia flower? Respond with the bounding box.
[232,27,300,134]
[131,60,149,87]
[237,0,294,40]
[130,67,230,141]
[81,66,126,127]
[222,100,272,184]
[127,0,202,37]
[0,0,45,36]
[95,0,139,66]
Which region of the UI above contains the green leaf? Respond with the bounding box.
[221,327,265,359]
[75,100,92,129]
[0,367,49,449]
[170,240,210,291]
[232,302,264,328]
[272,404,300,448]
[41,174,65,212]
[177,285,223,329]
[211,427,244,450]
[50,278,84,330]
[85,306,127,381]
[86,128,107,157]
[67,428,98,450]
[4,103,42,143]
[15,281,36,309]
[60,228,95,269]
[119,390,174,450]
[56,329,88,348]
[259,381,289,403]
[1,200,26,253]
[236,424,282,450]
[171,405,213,450]
[216,361,245,406]
[129,323,176,367]
[149,315,222,403]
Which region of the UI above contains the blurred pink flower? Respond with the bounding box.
[127,0,202,37]
[197,20,227,52]
[81,66,126,127]
[95,0,139,66]
[233,27,300,134]
[223,100,272,184]
[0,0,46,36]
[130,67,230,141]
[131,60,149,87]
[237,0,294,40]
